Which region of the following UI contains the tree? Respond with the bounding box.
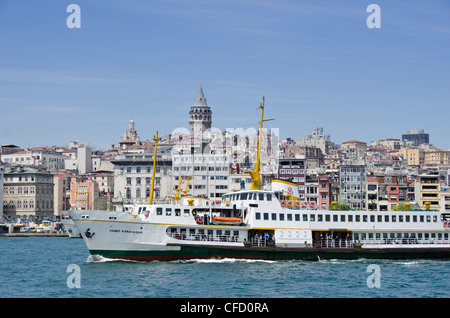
[393,202,407,211]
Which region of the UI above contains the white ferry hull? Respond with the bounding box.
[69,209,450,262]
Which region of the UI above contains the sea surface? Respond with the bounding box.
[1,236,449,299]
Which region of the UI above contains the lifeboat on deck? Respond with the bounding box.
[211,216,244,225]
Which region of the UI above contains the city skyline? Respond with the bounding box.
[1,1,449,150]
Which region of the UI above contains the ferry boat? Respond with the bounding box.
[61,216,82,238]
[70,98,450,261]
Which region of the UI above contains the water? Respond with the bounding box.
[1,236,449,298]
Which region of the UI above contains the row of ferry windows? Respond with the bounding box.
[255,212,439,223]
[169,228,241,237]
[134,207,191,216]
[222,192,273,202]
[355,232,449,241]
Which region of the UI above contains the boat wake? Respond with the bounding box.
[171,258,278,264]
[86,255,139,263]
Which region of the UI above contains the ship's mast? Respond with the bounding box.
[148,131,158,205]
[245,97,274,190]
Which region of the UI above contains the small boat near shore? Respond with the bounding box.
[61,216,82,238]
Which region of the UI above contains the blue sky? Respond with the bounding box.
[0,0,449,150]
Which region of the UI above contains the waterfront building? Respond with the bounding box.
[339,160,367,210]
[305,170,319,206]
[3,166,54,219]
[0,164,4,218]
[366,172,410,211]
[111,152,173,207]
[318,174,330,210]
[440,186,450,212]
[87,172,114,196]
[366,177,380,211]
[53,171,75,218]
[70,175,106,210]
[277,158,306,201]
[172,152,232,199]
[415,173,440,210]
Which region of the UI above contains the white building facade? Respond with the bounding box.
[2,148,66,172]
[112,152,173,207]
[0,165,4,218]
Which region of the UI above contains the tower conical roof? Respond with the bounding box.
[194,81,208,107]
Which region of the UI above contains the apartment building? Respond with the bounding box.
[70,175,105,210]
[339,161,367,210]
[277,158,306,201]
[366,172,409,211]
[398,148,424,166]
[318,174,330,210]
[2,147,66,172]
[112,152,173,206]
[0,165,4,218]
[415,174,440,210]
[441,187,450,212]
[423,148,450,166]
[295,127,335,154]
[172,152,232,199]
[3,166,54,219]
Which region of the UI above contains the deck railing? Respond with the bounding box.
[169,233,245,243]
[316,238,450,248]
[359,238,450,246]
[317,239,354,248]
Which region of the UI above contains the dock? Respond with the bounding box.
[0,233,69,237]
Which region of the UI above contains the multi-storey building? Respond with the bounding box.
[0,164,4,218]
[277,158,306,201]
[2,166,54,219]
[366,177,380,211]
[2,147,66,172]
[53,171,74,218]
[112,152,173,206]
[70,176,105,210]
[415,174,440,210]
[402,129,429,147]
[397,148,424,167]
[172,152,231,199]
[318,174,330,210]
[371,139,401,150]
[341,140,368,152]
[64,145,93,174]
[339,161,367,210]
[423,148,450,166]
[295,127,335,155]
[440,186,450,212]
[366,172,409,211]
[305,171,319,205]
